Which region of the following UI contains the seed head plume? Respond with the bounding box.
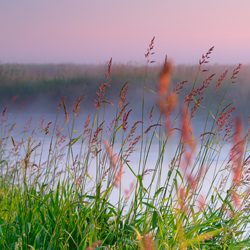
[11,95,18,105]
[1,106,7,123]
[158,56,173,99]
[86,240,102,250]
[122,109,132,132]
[57,96,66,112]
[18,101,26,111]
[199,46,214,71]
[72,95,86,118]
[11,135,17,152]
[105,57,112,80]
[231,63,242,83]
[216,70,228,91]
[156,56,179,132]
[232,117,245,185]
[181,106,193,147]
[225,116,245,208]
[119,82,129,109]
[44,122,52,135]
[63,99,69,123]
[142,234,155,250]
[145,36,155,63]
[149,105,154,121]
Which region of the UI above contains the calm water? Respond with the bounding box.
[3,112,238,205]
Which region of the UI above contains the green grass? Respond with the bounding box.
[1,43,250,249]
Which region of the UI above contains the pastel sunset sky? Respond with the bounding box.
[1,0,249,65]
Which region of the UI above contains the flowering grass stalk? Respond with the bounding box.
[1,42,250,249]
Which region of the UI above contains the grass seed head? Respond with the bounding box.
[63,99,69,123]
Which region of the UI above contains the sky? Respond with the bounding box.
[0,0,250,65]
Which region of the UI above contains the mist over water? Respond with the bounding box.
[2,63,248,206]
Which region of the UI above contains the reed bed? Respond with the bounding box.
[1,61,250,116]
[1,39,250,249]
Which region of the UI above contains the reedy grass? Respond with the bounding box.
[1,41,250,249]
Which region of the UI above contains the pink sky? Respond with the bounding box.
[1,0,250,65]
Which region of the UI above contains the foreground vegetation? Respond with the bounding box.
[1,39,250,249]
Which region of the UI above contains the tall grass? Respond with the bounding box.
[1,40,250,249]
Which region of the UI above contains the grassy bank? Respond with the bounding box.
[1,42,250,249]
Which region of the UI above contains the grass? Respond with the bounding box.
[1,40,250,249]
